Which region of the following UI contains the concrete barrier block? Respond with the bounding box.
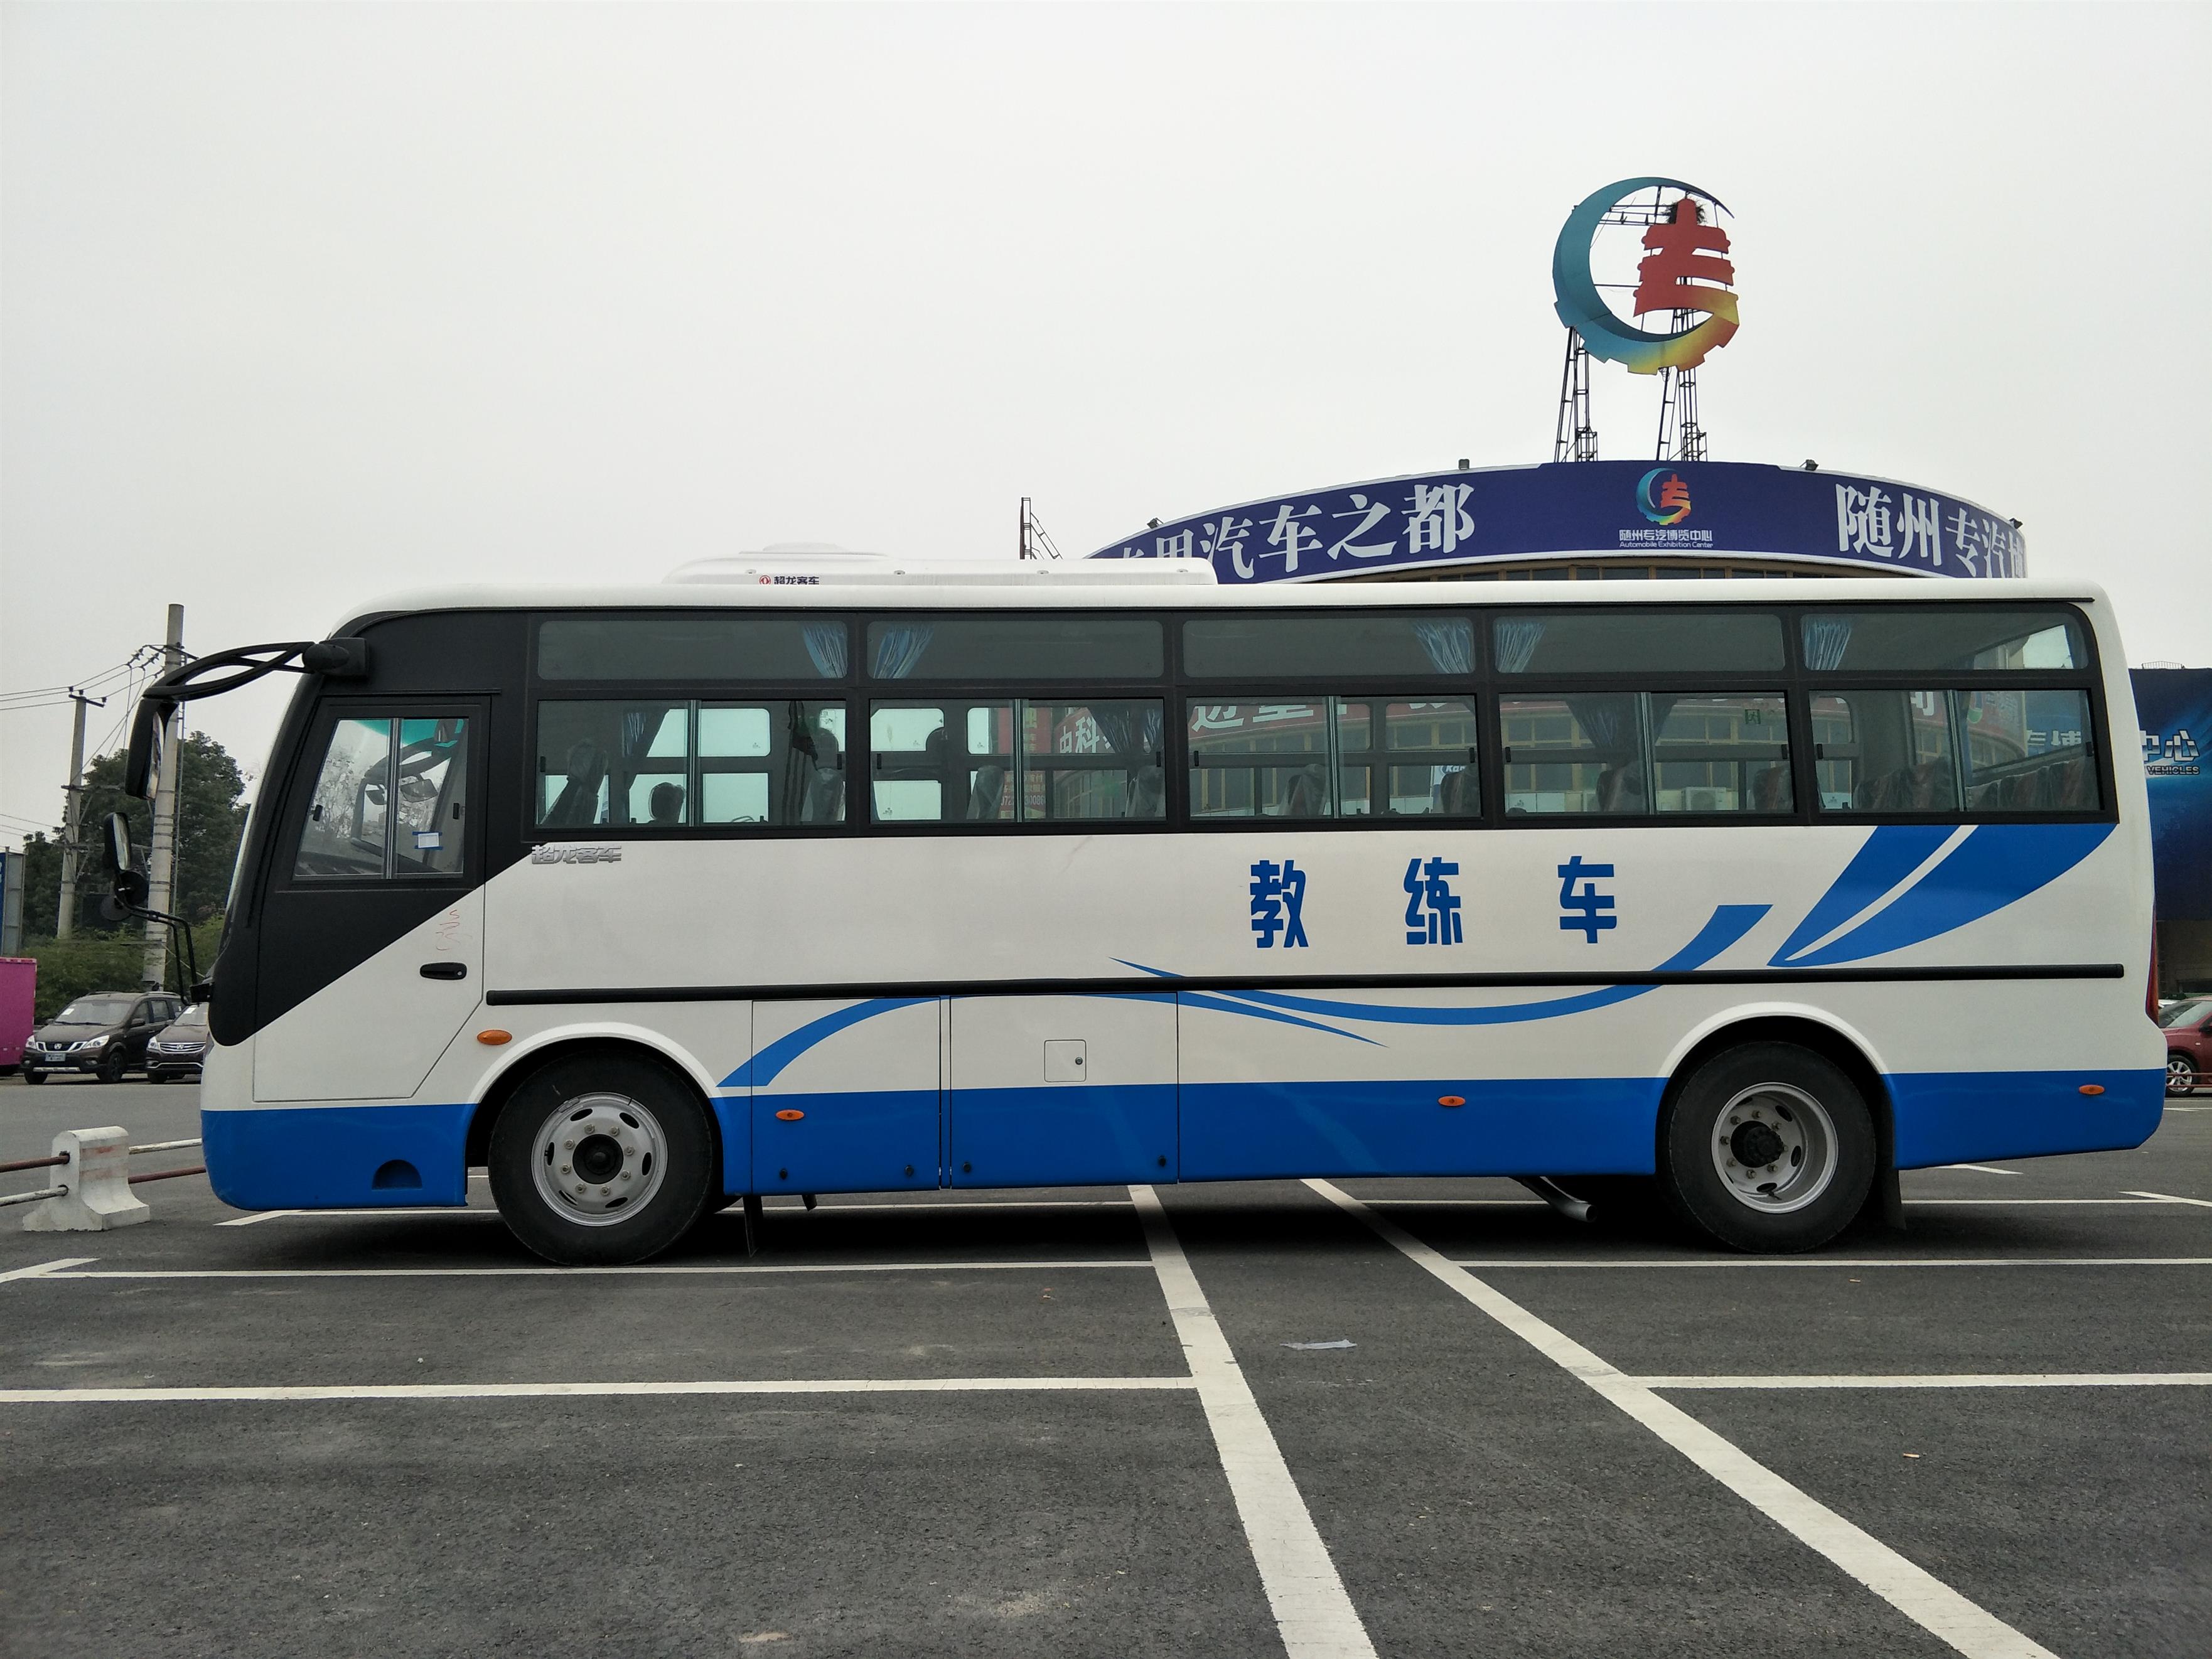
[23,1127,151,1232]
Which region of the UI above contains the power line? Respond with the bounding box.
[0,648,160,711]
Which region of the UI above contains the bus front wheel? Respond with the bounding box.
[1658,1043,1875,1254]
[488,1053,717,1266]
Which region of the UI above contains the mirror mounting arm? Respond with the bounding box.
[124,636,370,798]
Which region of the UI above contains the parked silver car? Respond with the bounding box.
[145,1002,210,1083]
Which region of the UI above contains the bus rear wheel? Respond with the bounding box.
[488,1053,717,1266]
[1659,1043,1875,1253]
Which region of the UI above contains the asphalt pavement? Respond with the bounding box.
[1,1076,2206,1659]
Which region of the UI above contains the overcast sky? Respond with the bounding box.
[4,1,2208,846]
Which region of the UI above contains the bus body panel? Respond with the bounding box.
[252,892,484,1103]
[749,997,939,1197]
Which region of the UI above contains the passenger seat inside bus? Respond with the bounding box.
[544,743,609,827]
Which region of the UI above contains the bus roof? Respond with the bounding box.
[331,571,2112,635]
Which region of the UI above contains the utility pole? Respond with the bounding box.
[54,689,101,941]
[141,604,185,991]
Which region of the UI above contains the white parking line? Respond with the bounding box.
[2123,1190,2212,1207]
[0,1257,96,1284]
[1904,1197,2189,1206]
[1309,1179,2061,1659]
[1936,1164,2021,1175]
[1452,1257,2212,1270]
[1640,1373,2212,1390]
[0,1376,1198,1405]
[28,1260,1151,1280]
[1132,1185,1377,1659]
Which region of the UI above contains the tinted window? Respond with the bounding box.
[293,715,470,878]
[536,701,847,827]
[1498,693,1643,814]
[1812,690,1959,812]
[295,717,391,876]
[1183,615,1475,678]
[871,699,1162,823]
[1800,608,2084,672]
[1189,697,1480,820]
[1493,610,1784,674]
[538,616,849,681]
[1651,694,1793,813]
[866,616,1161,680]
[1959,689,2098,812]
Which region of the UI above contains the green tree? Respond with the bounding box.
[15,732,249,940]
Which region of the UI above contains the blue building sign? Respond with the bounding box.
[2134,668,2212,922]
[1090,459,2026,585]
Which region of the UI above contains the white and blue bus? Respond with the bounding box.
[120,564,2162,1263]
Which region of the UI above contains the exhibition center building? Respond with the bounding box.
[1087,458,2024,587]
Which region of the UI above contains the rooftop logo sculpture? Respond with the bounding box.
[1553,176,1739,375]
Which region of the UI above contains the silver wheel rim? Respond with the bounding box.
[1710,1082,1837,1215]
[2172,1056,2196,1092]
[528,1092,668,1228]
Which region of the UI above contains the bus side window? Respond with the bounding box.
[293,715,471,879]
[1813,690,1959,813]
[294,718,395,879]
[394,718,470,874]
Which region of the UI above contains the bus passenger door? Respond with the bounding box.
[750,999,940,1196]
[948,996,1178,1188]
[253,707,486,1103]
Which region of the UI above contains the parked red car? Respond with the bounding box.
[2161,997,2212,1095]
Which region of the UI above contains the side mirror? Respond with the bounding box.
[101,812,132,879]
[101,812,149,909]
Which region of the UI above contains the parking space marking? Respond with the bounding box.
[1905,1197,2193,1206]
[0,1257,96,1284]
[0,1376,1200,1406]
[1937,1164,2021,1175]
[2124,1190,2212,1207]
[26,1260,1151,1281]
[1309,1179,2061,1659]
[1451,1257,2212,1270]
[1639,1373,2212,1390]
[1131,1185,1378,1659]
[215,1210,304,1227]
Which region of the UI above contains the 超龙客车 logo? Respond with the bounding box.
[1638,469,1692,525]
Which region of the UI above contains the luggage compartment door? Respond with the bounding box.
[948,995,1177,1188]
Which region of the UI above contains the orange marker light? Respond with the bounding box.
[2078,1083,2105,1096]
[775,1109,806,1122]
[1438,1095,1466,1108]
[476,1030,512,1046]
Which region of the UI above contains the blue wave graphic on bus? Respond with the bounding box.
[1770,822,2112,969]
[1120,903,1768,1033]
[726,997,933,1089]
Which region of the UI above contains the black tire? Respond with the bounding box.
[487,1051,717,1266]
[95,1051,126,1085]
[22,1069,46,1086]
[2168,1056,2197,1097]
[1658,1042,1876,1253]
